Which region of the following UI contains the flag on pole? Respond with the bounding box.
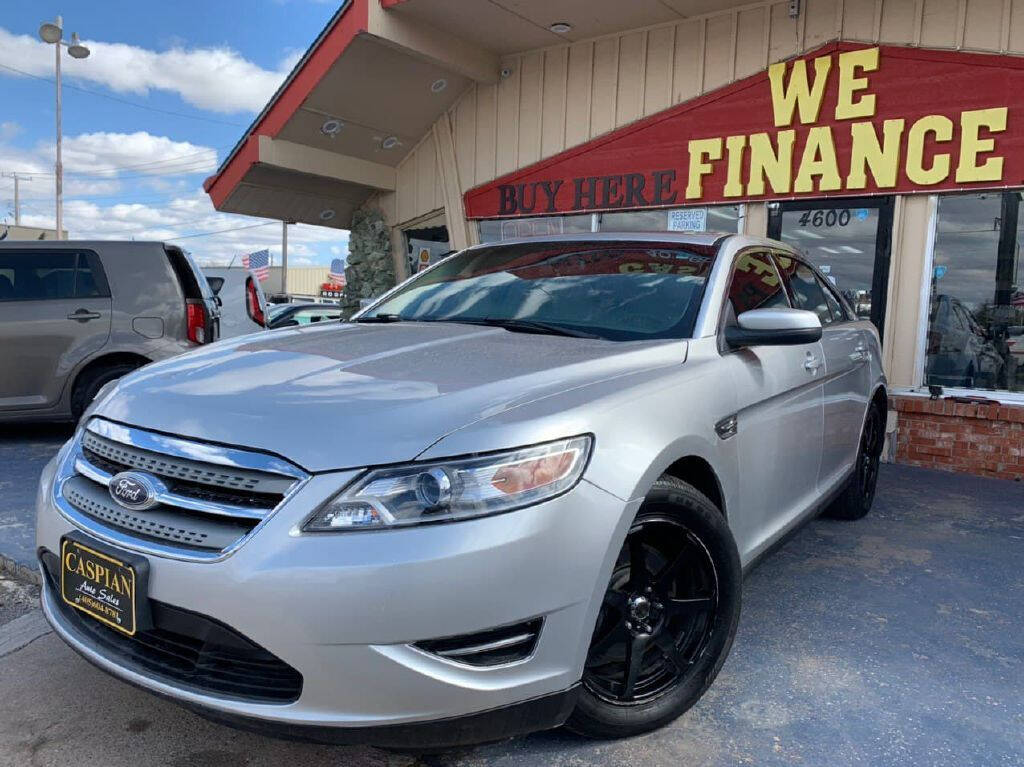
[242,249,270,281]
[328,258,347,287]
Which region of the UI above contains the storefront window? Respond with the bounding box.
[478,205,741,244]
[925,193,1024,394]
[478,215,592,243]
[600,205,741,234]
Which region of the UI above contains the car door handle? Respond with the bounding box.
[804,353,823,373]
[67,309,102,322]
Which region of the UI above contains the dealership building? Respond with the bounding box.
[204,0,1024,480]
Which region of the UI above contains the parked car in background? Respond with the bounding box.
[0,241,219,422]
[204,267,268,338]
[925,294,1004,389]
[266,302,343,328]
[37,234,885,748]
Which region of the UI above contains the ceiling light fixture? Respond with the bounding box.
[321,119,344,136]
[430,78,447,93]
[319,209,336,221]
[381,136,400,150]
[549,22,572,34]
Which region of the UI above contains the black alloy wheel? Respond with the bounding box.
[824,402,884,520]
[583,516,718,704]
[568,477,742,739]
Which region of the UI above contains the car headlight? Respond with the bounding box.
[302,435,592,532]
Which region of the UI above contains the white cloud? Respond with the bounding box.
[0,26,296,114]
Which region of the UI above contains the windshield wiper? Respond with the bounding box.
[353,313,405,323]
[450,317,600,339]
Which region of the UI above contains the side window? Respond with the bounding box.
[0,251,109,302]
[725,251,789,323]
[776,255,835,326]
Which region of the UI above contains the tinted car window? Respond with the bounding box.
[776,256,835,326]
[0,251,105,302]
[726,252,789,319]
[363,241,718,341]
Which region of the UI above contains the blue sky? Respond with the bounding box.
[0,1,349,266]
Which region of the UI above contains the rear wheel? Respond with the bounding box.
[567,477,741,739]
[70,363,139,421]
[823,402,884,520]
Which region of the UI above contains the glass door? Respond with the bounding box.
[768,197,894,337]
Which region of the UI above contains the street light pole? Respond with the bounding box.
[39,16,90,241]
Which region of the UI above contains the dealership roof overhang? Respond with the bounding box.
[204,0,753,229]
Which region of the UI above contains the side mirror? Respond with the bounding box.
[206,276,225,296]
[214,295,223,308]
[725,308,822,348]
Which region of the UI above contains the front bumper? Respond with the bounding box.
[36,452,636,739]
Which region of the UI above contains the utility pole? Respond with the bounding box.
[1,173,31,225]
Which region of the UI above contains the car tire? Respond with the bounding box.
[567,476,742,739]
[70,363,140,421]
[823,401,884,521]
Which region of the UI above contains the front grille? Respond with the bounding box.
[58,419,307,559]
[415,619,543,667]
[41,551,302,703]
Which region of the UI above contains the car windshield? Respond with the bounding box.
[360,240,718,341]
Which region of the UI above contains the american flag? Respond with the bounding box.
[328,257,346,287]
[242,249,270,281]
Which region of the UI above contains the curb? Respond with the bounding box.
[0,554,40,586]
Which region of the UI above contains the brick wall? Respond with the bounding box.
[891,395,1024,481]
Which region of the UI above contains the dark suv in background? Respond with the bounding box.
[0,241,220,422]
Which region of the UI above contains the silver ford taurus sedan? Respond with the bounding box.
[36,233,886,748]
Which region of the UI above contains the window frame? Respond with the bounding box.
[0,248,110,303]
[773,252,857,328]
[715,247,793,354]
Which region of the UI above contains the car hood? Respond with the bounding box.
[93,321,686,472]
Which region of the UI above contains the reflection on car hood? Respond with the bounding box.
[94,321,686,472]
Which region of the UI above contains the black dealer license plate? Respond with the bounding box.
[60,535,148,637]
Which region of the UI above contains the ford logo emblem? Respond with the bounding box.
[108,472,162,511]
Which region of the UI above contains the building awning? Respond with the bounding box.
[204,0,757,229]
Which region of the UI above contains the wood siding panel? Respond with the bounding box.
[842,0,880,40]
[591,37,620,137]
[880,0,919,42]
[1012,0,1024,51]
[673,21,704,103]
[541,47,569,158]
[453,88,476,192]
[921,0,960,46]
[565,43,594,148]
[395,155,416,224]
[963,0,1004,48]
[495,61,521,176]
[703,14,734,90]
[616,31,647,127]
[770,2,801,61]
[804,0,840,48]
[736,7,768,78]
[415,133,436,215]
[475,83,497,186]
[644,25,675,116]
[518,51,544,165]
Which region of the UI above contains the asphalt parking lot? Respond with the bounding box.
[0,428,1022,767]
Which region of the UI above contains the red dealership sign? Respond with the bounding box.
[464,43,1024,219]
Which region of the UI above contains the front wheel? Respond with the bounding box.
[823,402,884,520]
[567,477,742,739]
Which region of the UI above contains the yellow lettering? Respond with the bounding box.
[794,126,842,193]
[64,552,77,573]
[847,119,905,189]
[748,131,795,195]
[835,47,879,121]
[956,107,1007,183]
[723,135,747,197]
[906,114,953,185]
[768,55,832,127]
[685,138,722,199]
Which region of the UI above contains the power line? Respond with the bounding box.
[80,220,279,240]
[0,62,249,127]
